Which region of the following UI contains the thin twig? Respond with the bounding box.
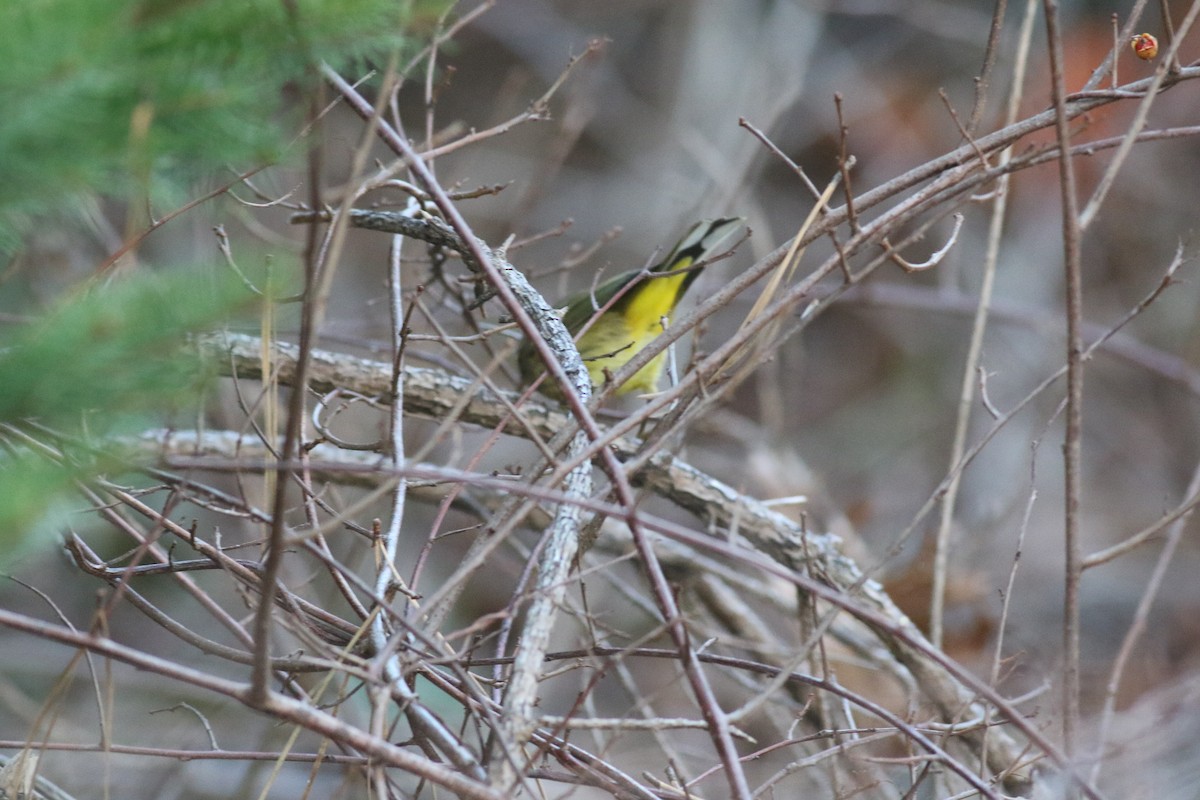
[1042,0,1086,760]
[930,0,1038,649]
[1087,457,1200,786]
[966,0,1008,134]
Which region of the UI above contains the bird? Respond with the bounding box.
[517,217,743,400]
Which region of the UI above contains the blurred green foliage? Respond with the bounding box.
[0,270,249,424]
[0,269,252,561]
[0,0,448,561]
[0,0,447,253]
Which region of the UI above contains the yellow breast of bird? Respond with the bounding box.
[578,264,692,395]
